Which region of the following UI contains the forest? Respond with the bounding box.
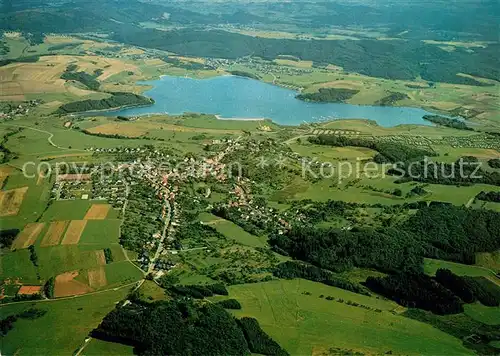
[60,65,100,91]
[308,134,437,163]
[364,269,500,315]
[422,115,473,130]
[270,204,500,275]
[56,92,153,114]
[269,225,422,274]
[374,92,409,106]
[389,159,500,186]
[111,28,500,86]
[273,261,369,295]
[92,299,286,356]
[296,88,359,103]
[476,191,500,203]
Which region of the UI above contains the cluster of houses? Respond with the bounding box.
[0,100,42,120]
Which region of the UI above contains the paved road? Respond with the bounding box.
[147,195,171,274]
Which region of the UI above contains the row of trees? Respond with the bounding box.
[56,92,154,114]
[167,283,229,299]
[422,115,473,130]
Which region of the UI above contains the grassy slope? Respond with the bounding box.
[218,279,471,355]
[0,288,131,355]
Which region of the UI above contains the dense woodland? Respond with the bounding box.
[274,261,369,295]
[60,65,100,91]
[270,226,422,273]
[488,158,500,169]
[364,273,464,314]
[120,183,164,252]
[389,158,500,187]
[296,88,359,103]
[476,191,500,203]
[365,269,500,315]
[308,134,437,163]
[422,115,473,130]
[0,228,19,248]
[271,204,500,272]
[374,92,409,106]
[56,93,153,114]
[92,299,285,356]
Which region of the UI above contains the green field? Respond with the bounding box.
[0,167,52,230]
[104,261,144,286]
[0,288,132,355]
[82,339,134,356]
[79,219,121,245]
[199,213,267,248]
[424,258,496,277]
[216,279,471,355]
[40,200,95,221]
[464,303,500,326]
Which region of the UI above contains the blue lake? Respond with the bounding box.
[104,75,437,127]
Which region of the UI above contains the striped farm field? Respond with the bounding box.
[11,223,45,250]
[88,267,108,289]
[84,204,111,220]
[0,186,29,216]
[61,220,87,245]
[40,221,69,247]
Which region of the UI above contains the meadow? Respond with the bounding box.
[0,287,132,355]
[216,279,471,355]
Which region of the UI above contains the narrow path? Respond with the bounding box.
[0,281,140,307]
[147,196,171,274]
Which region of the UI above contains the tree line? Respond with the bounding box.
[364,269,500,315]
[56,92,153,114]
[296,88,359,103]
[423,115,473,130]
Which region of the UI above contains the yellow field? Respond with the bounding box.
[274,59,313,68]
[86,120,242,137]
[84,204,111,220]
[61,220,87,245]
[11,223,45,250]
[0,166,12,187]
[0,186,28,216]
[88,267,108,289]
[40,221,69,247]
[0,54,139,102]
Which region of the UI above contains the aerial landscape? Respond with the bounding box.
[0,0,499,355]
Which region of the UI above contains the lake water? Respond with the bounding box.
[104,75,437,127]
